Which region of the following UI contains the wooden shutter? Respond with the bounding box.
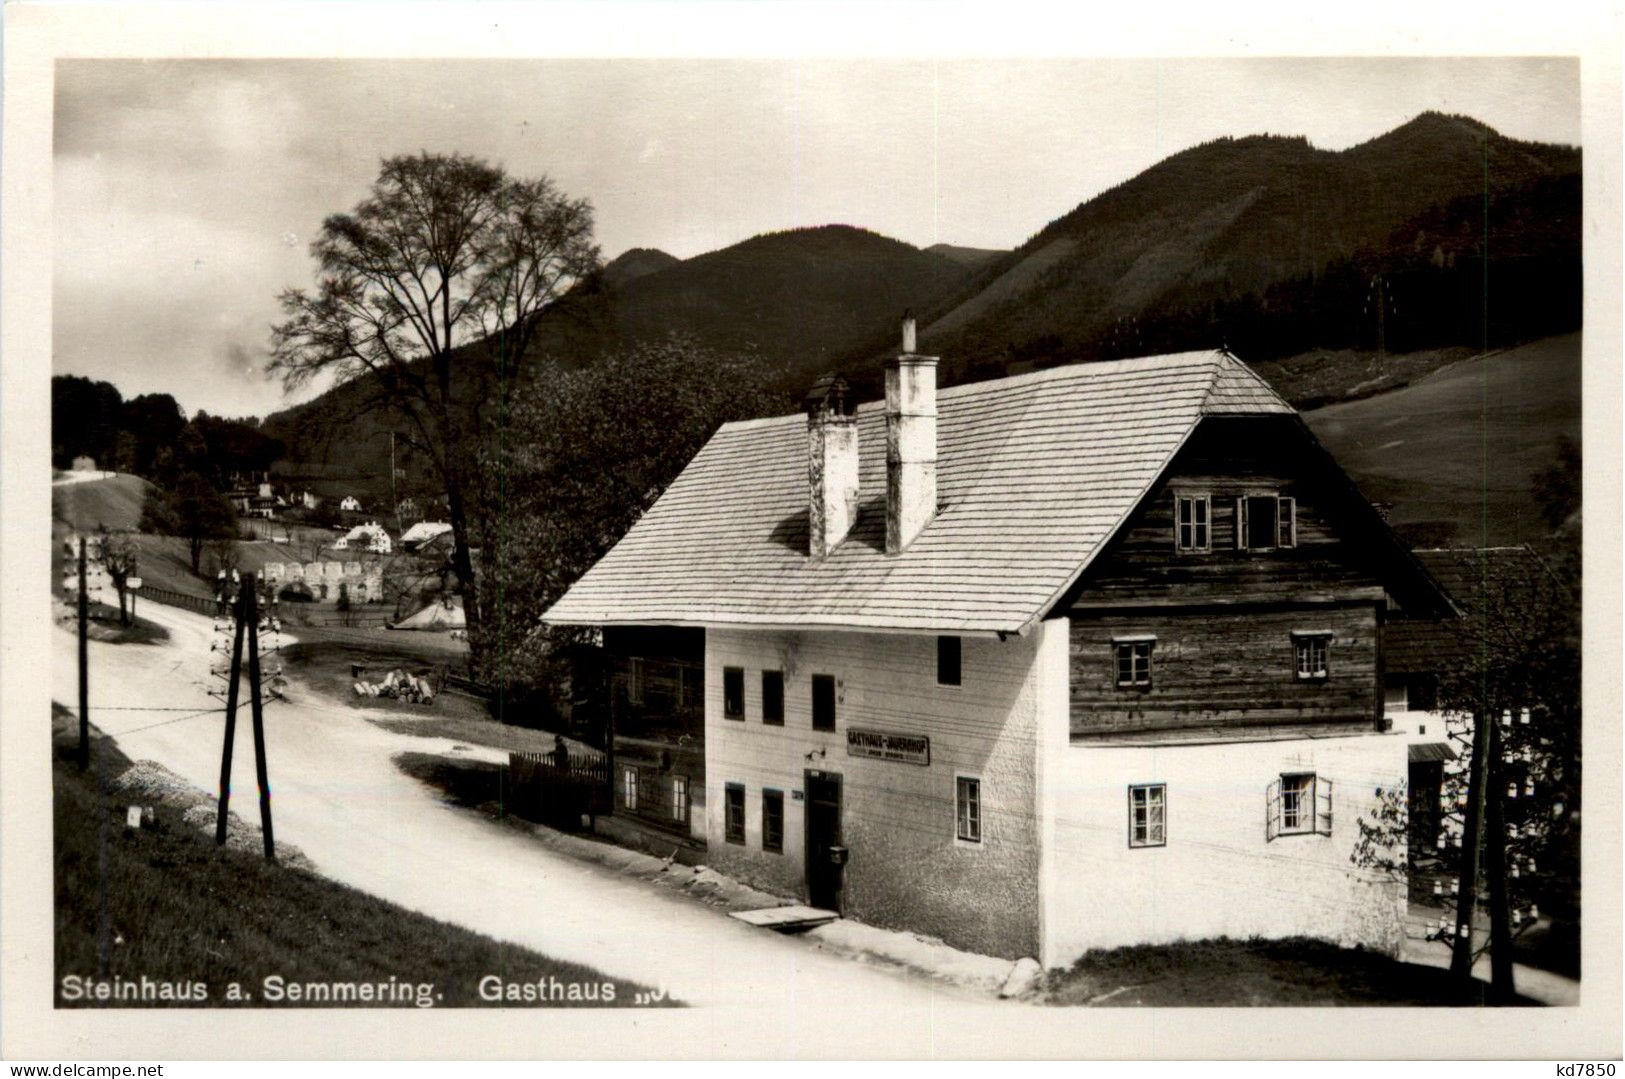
[1279,496,1297,548]
[1265,778,1281,842]
[1235,497,1248,550]
[1315,776,1334,836]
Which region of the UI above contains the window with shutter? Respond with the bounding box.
[1269,773,1327,839]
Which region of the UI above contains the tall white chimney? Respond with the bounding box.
[806,375,859,559]
[886,313,938,554]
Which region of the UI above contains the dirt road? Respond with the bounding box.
[52,598,979,1020]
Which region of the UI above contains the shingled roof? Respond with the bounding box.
[544,350,1294,636]
[1386,546,1551,674]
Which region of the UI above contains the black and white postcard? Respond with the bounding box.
[2,0,1620,1064]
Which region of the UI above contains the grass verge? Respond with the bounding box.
[53,710,674,1007]
[1042,936,1535,1006]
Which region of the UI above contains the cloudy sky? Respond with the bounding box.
[54,57,1578,417]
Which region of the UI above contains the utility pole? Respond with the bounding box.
[215,578,248,845]
[1450,708,1493,978]
[390,431,403,537]
[213,572,276,860]
[244,575,276,861]
[1485,718,1516,999]
[77,535,89,771]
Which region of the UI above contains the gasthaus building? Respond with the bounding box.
[545,320,1456,968]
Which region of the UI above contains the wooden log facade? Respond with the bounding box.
[1067,417,1386,739]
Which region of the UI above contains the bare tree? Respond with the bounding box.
[270,152,600,641]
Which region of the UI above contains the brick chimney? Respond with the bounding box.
[805,374,859,559]
[885,313,938,554]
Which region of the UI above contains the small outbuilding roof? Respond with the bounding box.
[545,349,1303,636]
[1385,546,1552,674]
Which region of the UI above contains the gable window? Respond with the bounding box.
[1267,772,1333,839]
[621,767,638,812]
[956,776,982,843]
[811,674,837,732]
[761,670,784,725]
[1293,632,1331,681]
[723,666,745,720]
[1114,637,1154,688]
[724,783,746,844]
[1175,494,1211,552]
[1236,495,1297,550]
[937,635,962,686]
[1128,784,1167,848]
[671,775,690,825]
[762,789,784,853]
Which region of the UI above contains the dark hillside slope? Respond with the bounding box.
[601,247,680,288]
[910,113,1579,383]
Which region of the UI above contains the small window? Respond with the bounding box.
[1294,633,1330,680]
[671,775,690,825]
[1114,638,1153,688]
[724,783,745,844]
[622,767,638,812]
[761,670,784,725]
[1267,773,1333,839]
[762,789,784,853]
[1175,494,1210,552]
[937,635,962,686]
[1128,784,1166,847]
[626,657,644,705]
[1383,680,1409,714]
[811,674,836,732]
[956,776,982,843]
[723,667,745,720]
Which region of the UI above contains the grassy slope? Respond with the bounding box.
[1303,333,1580,547]
[53,709,668,1007]
[51,473,153,532]
[1043,937,1530,1006]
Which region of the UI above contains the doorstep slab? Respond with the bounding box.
[730,905,840,931]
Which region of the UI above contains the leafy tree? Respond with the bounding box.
[269,152,600,640]
[1352,544,1579,998]
[471,336,776,691]
[51,375,124,468]
[120,393,187,476]
[1531,435,1581,532]
[153,470,239,574]
[96,526,139,626]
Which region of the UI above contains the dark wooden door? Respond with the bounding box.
[804,771,843,912]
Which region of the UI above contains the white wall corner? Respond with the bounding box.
[1034,616,1071,970]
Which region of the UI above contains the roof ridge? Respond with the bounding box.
[1200,350,1296,415]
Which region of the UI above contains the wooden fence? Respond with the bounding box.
[507,748,611,825]
[136,584,219,616]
